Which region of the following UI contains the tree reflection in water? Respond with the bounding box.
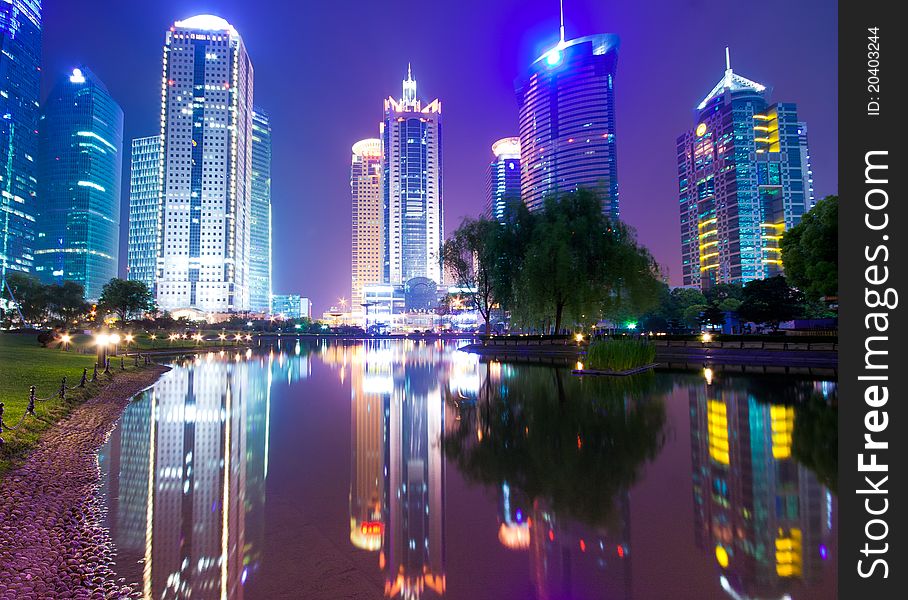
[444,364,670,528]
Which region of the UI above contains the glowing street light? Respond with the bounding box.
[60,333,72,351]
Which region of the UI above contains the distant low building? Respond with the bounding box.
[271,294,311,320]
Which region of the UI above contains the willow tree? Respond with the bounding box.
[512,189,661,333]
[441,217,502,335]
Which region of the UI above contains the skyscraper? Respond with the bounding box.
[127,136,161,291]
[0,0,42,282]
[351,138,381,318]
[515,21,620,219]
[381,67,443,286]
[485,137,521,223]
[678,49,814,288]
[249,107,272,313]
[35,67,124,300]
[156,14,254,313]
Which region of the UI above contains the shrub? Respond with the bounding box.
[585,339,656,372]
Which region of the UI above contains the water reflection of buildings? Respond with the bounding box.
[103,351,289,598]
[347,341,452,599]
[690,376,834,599]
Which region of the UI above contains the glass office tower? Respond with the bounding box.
[156,15,254,313]
[0,0,42,282]
[485,137,521,223]
[515,33,620,220]
[127,135,161,291]
[678,50,814,288]
[36,67,124,300]
[381,66,443,286]
[249,107,272,313]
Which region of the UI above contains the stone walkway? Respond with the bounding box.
[0,366,168,600]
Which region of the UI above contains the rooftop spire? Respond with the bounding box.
[402,63,418,109]
[725,46,731,71]
[559,0,566,43]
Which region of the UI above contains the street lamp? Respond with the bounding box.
[60,333,71,351]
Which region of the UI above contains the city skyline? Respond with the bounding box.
[39,0,837,314]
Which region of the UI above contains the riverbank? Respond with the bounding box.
[0,363,168,599]
[460,339,838,368]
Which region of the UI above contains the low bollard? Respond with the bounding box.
[0,401,5,445]
[134,354,139,367]
[92,363,98,382]
[120,356,125,371]
[60,377,67,401]
[80,368,87,387]
[104,358,111,375]
[27,386,36,414]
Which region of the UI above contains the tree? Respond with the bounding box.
[780,196,837,301]
[738,275,804,330]
[512,190,661,334]
[47,281,90,324]
[98,278,153,323]
[4,272,48,324]
[442,218,502,335]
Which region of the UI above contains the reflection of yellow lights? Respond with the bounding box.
[574,333,584,343]
[498,522,531,550]
[696,123,707,137]
[770,405,794,459]
[576,361,584,371]
[701,332,713,343]
[775,528,802,577]
[707,400,730,465]
[715,545,729,568]
[704,367,714,385]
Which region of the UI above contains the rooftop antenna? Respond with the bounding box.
[559,0,566,43]
[725,46,731,71]
[407,62,412,80]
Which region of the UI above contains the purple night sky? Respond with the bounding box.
[42,1,837,315]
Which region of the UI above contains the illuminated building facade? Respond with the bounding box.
[35,67,123,300]
[485,137,521,223]
[351,138,382,320]
[271,293,310,319]
[678,49,814,288]
[249,107,272,313]
[0,0,42,280]
[381,67,443,286]
[515,30,620,219]
[689,378,833,598]
[127,136,161,291]
[156,15,254,312]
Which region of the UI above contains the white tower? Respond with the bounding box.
[156,15,254,312]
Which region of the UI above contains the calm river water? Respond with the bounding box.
[98,339,837,599]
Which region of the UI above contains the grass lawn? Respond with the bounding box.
[0,332,117,474]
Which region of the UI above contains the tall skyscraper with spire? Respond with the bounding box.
[678,49,814,288]
[155,14,254,313]
[0,0,42,283]
[515,3,620,219]
[36,67,124,301]
[381,66,443,286]
[351,138,382,318]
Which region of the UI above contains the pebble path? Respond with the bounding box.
[0,365,169,600]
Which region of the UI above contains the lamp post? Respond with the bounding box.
[95,333,109,367]
[60,333,71,352]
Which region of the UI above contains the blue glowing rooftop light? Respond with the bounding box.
[545,49,563,66]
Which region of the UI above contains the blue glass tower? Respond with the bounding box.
[0,0,41,283]
[249,108,272,313]
[127,135,161,291]
[516,30,620,220]
[381,68,443,286]
[36,67,124,300]
[678,49,814,288]
[485,137,521,223]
